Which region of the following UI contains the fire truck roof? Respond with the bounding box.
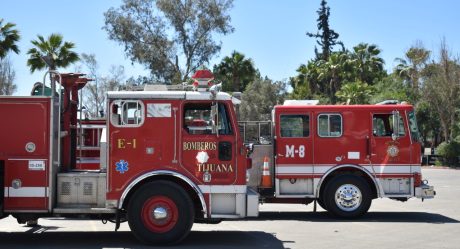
[274,103,413,111]
[107,91,241,104]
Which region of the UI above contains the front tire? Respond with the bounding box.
[323,175,372,218]
[127,181,194,245]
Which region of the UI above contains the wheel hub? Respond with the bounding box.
[335,184,362,212]
[153,206,168,220]
[141,196,178,233]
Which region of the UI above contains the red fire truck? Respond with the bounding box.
[0,69,435,244]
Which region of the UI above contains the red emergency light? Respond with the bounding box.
[191,68,214,91]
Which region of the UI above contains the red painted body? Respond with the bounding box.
[0,97,51,211]
[274,104,421,183]
[106,98,247,203]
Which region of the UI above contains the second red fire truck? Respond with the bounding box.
[0,69,435,244]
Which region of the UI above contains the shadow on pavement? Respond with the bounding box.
[251,211,459,224]
[0,230,285,249]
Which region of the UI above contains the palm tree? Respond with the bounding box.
[350,43,385,84]
[394,44,430,91]
[213,51,256,92]
[0,19,20,59]
[336,81,374,105]
[317,52,351,103]
[27,33,79,72]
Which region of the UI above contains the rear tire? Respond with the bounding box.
[323,175,372,218]
[127,181,194,245]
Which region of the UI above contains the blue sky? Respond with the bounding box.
[1,0,459,96]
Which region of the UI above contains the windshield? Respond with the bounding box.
[408,111,421,143]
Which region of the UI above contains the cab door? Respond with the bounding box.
[370,111,411,173]
[275,110,313,194]
[180,101,237,185]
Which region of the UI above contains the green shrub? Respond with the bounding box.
[436,141,460,167]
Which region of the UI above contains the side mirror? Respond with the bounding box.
[392,110,400,141]
[246,143,254,155]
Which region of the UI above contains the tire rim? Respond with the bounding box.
[141,196,178,233]
[334,184,362,212]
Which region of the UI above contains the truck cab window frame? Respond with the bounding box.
[280,114,310,138]
[317,113,342,137]
[110,100,145,128]
[183,102,233,135]
[373,113,406,137]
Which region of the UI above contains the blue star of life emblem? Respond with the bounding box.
[115,160,129,174]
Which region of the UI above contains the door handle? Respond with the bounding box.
[366,136,371,158]
[277,154,284,157]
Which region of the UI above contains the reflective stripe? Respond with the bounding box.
[363,165,412,174]
[198,185,247,194]
[275,164,416,175]
[8,187,48,197]
[276,166,313,174]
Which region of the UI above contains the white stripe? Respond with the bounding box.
[276,166,313,174]
[275,164,416,175]
[8,187,48,197]
[77,158,100,164]
[363,166,411,174]
[198,185,246,194]
[4,187,8,197]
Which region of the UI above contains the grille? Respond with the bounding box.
[83,182,93,196]
[60,182,71,195]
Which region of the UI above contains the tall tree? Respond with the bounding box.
[0,19,20,95]
[0,19,20,59]
[26,33,79,72]
[240,76,287,121]
[80,53,103,116]
[395,42,430,93]
[422,40,460,142]
[213,51,256,92]
[350,43,385,84]
[336,81,373,105]
[0,57,16,95]
[307,0,343,61]
[317,51,351,103]
[104,0,234,84]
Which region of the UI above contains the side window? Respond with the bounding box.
[110,100,144,127]
[217,103,233,135]
[183,102,233,135]
[280,115,309,137]
[373,114,406,137]
[184,103,212,135]
[318,114,342,137]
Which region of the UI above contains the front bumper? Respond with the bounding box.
[415,183,436,199]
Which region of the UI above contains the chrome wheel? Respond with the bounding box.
[334,184,362,212]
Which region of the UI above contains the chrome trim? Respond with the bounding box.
[172,107,178,163]
[153,207,168,219]
[315,164,381,198]
[334,184,362,212]
[118,170,208,218]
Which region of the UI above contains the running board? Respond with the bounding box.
[53,207,116,214]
